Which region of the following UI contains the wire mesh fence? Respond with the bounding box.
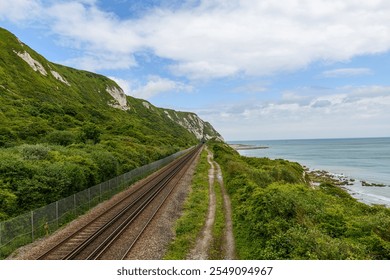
[0,147,191,258]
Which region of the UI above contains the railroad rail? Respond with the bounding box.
[37,145,202,260]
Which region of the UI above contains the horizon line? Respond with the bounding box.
[226,136,390,143]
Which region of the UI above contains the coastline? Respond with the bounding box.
[306,167,390,208]
[232,138,390,208]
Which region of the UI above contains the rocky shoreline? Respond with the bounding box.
[305,167,390,207]
[307,168,388,188]
[306,168,355,186]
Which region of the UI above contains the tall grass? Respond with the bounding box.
[164,149,210,259]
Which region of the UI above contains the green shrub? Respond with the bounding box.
[208,140,390,260]
[46,130,76,146]
[21,144,50,160]
[0,186,17,219]
[91,150,119,182]
[0,127,15,147]
[80,123,101,144]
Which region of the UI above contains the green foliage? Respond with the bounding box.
[0,127,15,147]
[80,123,101,144]
[0,27,213,221]
[20,144,51,160]
[45,130,76,146]
[90,150,119,182]
[209,140,390,260]
[0,186,17,219]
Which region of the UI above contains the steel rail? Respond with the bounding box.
[69,144,200,260]
[69,153,185,260]
[88,161,183,259]
[97,145,200,260]
[36,145,201,260]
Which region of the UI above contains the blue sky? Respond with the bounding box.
[1,0,390,141]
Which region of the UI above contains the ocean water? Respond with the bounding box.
[229,137,390,207]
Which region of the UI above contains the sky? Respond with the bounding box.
[1,0,390,141]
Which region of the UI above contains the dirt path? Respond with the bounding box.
[187,147,235,259]
[187,147,216,259]
[215,160,236,259]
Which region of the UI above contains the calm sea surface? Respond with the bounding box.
[229,137,390,207]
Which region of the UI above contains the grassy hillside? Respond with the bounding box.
[209,141,390,259]
[0,27,219,220]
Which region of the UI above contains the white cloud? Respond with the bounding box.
[3,1,390,79]
[46,2,142,54]
[200,85,390,140]
[232,83,268,94]
[64,53,136,72]
[0,0,42,22]
[170,61,238,80]
[131,76,193,99]
[322,68,373,78]
[141,0,390,79]
[109,75,193,99]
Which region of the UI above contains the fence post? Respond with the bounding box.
[74,194,76,215]
[31,211,34,241]
[56,201,59,229]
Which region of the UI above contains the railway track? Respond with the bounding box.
[37,145,202,260]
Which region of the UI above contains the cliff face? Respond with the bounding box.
[0,27,222,145]
[162,109,224,141]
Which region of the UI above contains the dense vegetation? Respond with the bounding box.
[209,141,390,259]
[0,28,220,221]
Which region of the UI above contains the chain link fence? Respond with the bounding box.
[0,147,191,258]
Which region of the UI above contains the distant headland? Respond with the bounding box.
[229,144,269,150]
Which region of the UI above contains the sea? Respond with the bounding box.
[229,137,390,207]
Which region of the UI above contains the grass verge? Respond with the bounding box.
[164,148,210,259]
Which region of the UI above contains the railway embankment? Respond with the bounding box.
[6,147,201,260]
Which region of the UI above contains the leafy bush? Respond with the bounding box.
[80,123,101,144]
[90,150,119,182]
[0,186,17,218]
[0,127,15,147]
[46,130,76,146]
[21,144,51,160]
[209,141,390,260]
